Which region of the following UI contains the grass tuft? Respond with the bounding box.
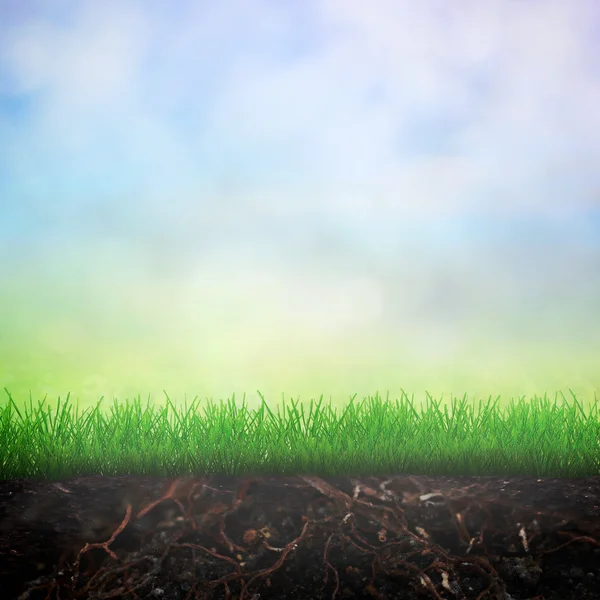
[1,388,599,480]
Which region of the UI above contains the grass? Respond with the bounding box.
[1,388,599,480]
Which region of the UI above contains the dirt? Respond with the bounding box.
[0,473,599,599]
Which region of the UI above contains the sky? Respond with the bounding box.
[1,0,599,413]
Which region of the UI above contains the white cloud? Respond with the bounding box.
[2,0,599,223]
[4,1,150,104]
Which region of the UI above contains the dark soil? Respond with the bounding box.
[0,473,599,599]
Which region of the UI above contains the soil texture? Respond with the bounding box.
[0,473,599,599]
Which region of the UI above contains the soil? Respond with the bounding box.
[0,473,599,600]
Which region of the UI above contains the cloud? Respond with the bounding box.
[2,0,599,225]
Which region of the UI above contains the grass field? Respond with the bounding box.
[1,388,599,480]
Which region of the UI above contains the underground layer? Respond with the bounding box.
[0,474,599,599]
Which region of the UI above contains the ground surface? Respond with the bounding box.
[0,473,599,599]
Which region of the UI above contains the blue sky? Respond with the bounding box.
[1,0,599,409]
